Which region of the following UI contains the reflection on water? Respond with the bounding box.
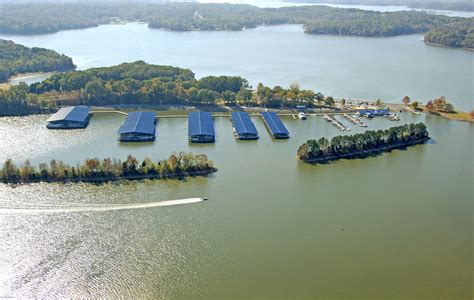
[0,113,472,298]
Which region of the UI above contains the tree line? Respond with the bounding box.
[0,61,326,116]
[0,152,216,184]
[424,18,474,49]
[425,96,456,113]
[0,39,76,83]
[282,0,474,12]
[297,122,429,162]
[0,3,470,49]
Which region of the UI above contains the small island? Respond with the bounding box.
[0,153,217,184]
[297,123,430,163]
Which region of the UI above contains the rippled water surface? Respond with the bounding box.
[0,112,472,298]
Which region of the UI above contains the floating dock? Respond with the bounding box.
[230,112,259,140]
[117,111,157,142]
[188,111,215,143]
[323,114,350,131]
[343,114,367,127]
[261,111,289,139]
[46,106,92,129]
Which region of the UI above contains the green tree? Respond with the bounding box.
[324,96,335,107]
[402,96,411,105]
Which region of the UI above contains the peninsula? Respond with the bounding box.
[0,153,217,184]
[297,123,430,163]
[0,39,75,83]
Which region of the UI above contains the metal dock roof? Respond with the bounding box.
[188,111,215,137]
[261,111,289,136]
[117,111,156,135]
[231,112,258,136]
[358,109,390,116]
[47,106,90,123]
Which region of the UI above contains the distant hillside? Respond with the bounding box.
[282,0,474,12]
[0,3,471,50]
[424,18,474,49]
[0,39,75,82]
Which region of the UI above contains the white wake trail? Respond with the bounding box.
[0,198,203,214]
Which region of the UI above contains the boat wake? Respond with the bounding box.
[0,198,203,214]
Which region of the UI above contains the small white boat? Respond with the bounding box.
[298,112,307,120]
[388,113,400,121]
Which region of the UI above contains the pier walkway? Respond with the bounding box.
[323,114,350,131]
[343,114,367,127]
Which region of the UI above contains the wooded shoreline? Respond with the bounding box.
[0,153,217,185]
[299,137,429,163]
[297,123,430,163]
[0,3,471,49]
[0,168,217,185]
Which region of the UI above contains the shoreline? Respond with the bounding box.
[424,41,474,52]
[1,103,472,123]
[425,110,473,123]
[0,72,56,89]
[299,137,430,164]
[0,168,217,185]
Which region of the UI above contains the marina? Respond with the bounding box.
[44,106,409,143]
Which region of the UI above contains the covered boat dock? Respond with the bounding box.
[117,111,157,142]
[188,111,215,143]
[261,111,289,139]
[230,112,259,140]
[46,106,92,129]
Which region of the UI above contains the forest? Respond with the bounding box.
[0,39,75,83]
[0,152,217,184]
[297,123,429,162]
[424,18,474,49]
[0,3,471,49]
[0,61,322,116]
[282,0,474,12]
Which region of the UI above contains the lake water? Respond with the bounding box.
[1,23,472,111]
[1,12,473,298]
[0,112,472,298]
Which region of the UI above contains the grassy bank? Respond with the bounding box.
[426,110,474,122]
